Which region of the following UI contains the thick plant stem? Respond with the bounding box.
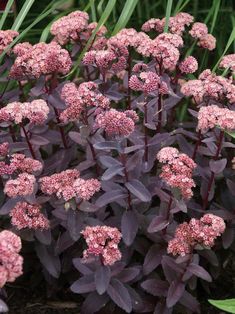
[21,125,36,159]
[192,130,202,160]
[53,108,68,149]
[9,125,16,142]
[202,130,224,210]
[144,100,148,163]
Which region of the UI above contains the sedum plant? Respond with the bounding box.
[0,9,234,314]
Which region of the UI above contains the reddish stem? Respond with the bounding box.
[53,108,68,149]
[21,124,36,159]
[202,130,224,210]
[192,130,202,160]
[144,99,148,163]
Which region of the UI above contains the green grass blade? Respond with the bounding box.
[11,0,35,31]
[89,0,97,22]
[164,0,173,32]
[0,0,15,30]
[112,0,139,35]
[213,25,235,72]
[210,0,221,32]
[209,299,235,313]
[174,0,191,13]
[67,0,117,78]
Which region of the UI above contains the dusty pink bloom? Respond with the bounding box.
[168,214,225,256]
[50,10,89,45]
[154,33,184,48]
[10,201,49,230]
[157,147,196,199]
[108,28,139,47]
[0,100,49,125]
[0,30,19,54]
[129,71,160,93]
[83,50,116,70]
[10,154,42,173]
[0,142,9,157]
[73,178,101,201]
[197,105,235,133]
[10,42,72,79]
[189,22,208,39]
[179,56,198,74]
[4,173,36,198]
[0,162,16,176]
[198,34,216,51]
[82,22,107,42]
[150,41,180,70]
[60,82,110,122]
[81,225,122,266]
[220,54,235,73]
[40,169,80,201]
[13,42,32,56]
[141,18,164,33]
[95,109,138,137]
[0,230,23,287]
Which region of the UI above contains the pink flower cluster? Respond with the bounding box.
[129,71,168,94]
[10,42,72,79]
[181,69,235,103]
[157,147,196,199]
[95,109,138,137]
[0,100,49,125]
[0,30,18,54]
[0,230,23,288]
[60,82,110,122]
[50,10,89,44]
[0,142,9,157]
[197,105,235,133]
[189,22,216,50]
[168,214,225,256]
[81,226,122,266]
[40,169,101,202]
[4,173,36,198]
[108,28,144,48]
[10,201,49,230]
[142,12,194,35]
[220,54,235,73]
[179,56,198,74]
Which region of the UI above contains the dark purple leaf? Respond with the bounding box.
[209,158,227,174]
[101,165,124,180]
[79,202,99,213]
[30,134,50,145]
[125,180,151,202]
[81,292,109,314]
[48,92,66,109]
[107,279,132,313]
[73,258,93,275]
[227,179,235,196]
[180,291,200,313]
[35,229,52,245]
[166,280,185,307]
[222,227,234,249]
[124,144,144,154]
[69,131,85,145]
[121,211,138,246]
[116,267,140,283]
[95,266,111,295]
[187,263,212,282]
[67,210,83,241]
[141,279,168,297]
[55,231,75,255]
[154,302,172,314]
[198,250,219,267]
[94,141,120,151]
[0,299,9,313]
[143,245,163,275]
[99,155,122,168]
[71,275,96,294]
[95,190,127,207]
[126,150,144,172]
[35,244,61,278]
[147,216,169,233]
[0,197,19,215]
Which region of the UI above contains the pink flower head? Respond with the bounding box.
[197,105,235,133]
[129,71,160,93]
[73,178,101,201]
[219,54,235,73]
[10,154,43,173]
[157,147,196,199]
[0,162,16,176]
[0,30,19,54]
[40,169,80,201]
[95,109,138,137]
[12,42,32,56]
[141,18,164,33]
[83,50,116,70]
[0,230,23,287]
[179,56,198,74]
[50,10,89,45]
[108,28,139,47]
[168,214,225,256]
[60,82,110,122]
[198,34,216,51]
[189,22,208,39]
[4,173,36,198]
[0,100,49,125]
[10,42,72,79]
[81,225,122,265]
[10,201,49,230]
[154,33,184,48]
[0,142,9,157]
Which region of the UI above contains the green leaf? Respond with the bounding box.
[90,0,97,22]
[209,299,235,313]
[112,0,139,35]
[225,131,235,139]
[11,0,35,31]
[0,0,15,30]
[164,0,173,33]
[210,0,221,33]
